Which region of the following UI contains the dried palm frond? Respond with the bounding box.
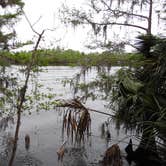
[76,109,91,142]
[56,98,87,109]
[103,144,122,166]
[56,98,114,143]
[58,99,91,143]
[56,98,113,116]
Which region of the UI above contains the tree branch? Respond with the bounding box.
[84,17,148,32]
[8,11,45,166]
[111,9,148,19]
[69,9,148,32]
[106,22,148,32]
[8,30,44,166]
[100,0,148,19]
[22,10,40,36]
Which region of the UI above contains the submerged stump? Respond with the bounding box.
[25,134,30,151]
[103,144,122,166]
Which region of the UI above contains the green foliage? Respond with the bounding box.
[135,34,157,58]
[117,69,143,95]
[0,49,145,66]
[0,0,24,8]
[64,36,166,160]
[112,37,166,159]
[0,0,24,50]
[0,66,58,130]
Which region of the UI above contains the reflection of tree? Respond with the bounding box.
[0,133,16,165]
[0,132,42,166]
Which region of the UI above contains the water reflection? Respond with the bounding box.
[14,154,43,166]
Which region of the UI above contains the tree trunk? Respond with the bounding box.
[8,30,44,166]
[147,0,153,34]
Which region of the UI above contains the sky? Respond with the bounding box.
[15,0,91,52]
[15,0,165,53]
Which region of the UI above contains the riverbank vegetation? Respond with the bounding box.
[0,49,145,66]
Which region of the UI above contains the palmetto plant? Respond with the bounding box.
[113,36,166,164]
[135,34,157,57]
[67,36,166,163]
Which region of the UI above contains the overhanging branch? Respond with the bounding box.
[100,0,148,19]
[84,17,148,32]
[106,22,148,32]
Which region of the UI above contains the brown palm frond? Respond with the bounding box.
[103,144,122,166]
[59,98,91,143]
[55,98,114,116]
[56,98,114,143]
[76,109,91,142]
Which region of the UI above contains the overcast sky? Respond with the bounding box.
[15,0,165,52]
[15,0,91,52]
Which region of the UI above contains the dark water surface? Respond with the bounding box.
[0,66,136,166]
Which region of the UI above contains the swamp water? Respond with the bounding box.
[0,66,138,166]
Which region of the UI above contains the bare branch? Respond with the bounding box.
[32,15,42,27]
[8,30,45,166]
[8,11,46,166]
[22,9,57,38]
[22,10,40,36]
[64,7,148,32]
[106,22,148,32]
[111,9,148,19]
